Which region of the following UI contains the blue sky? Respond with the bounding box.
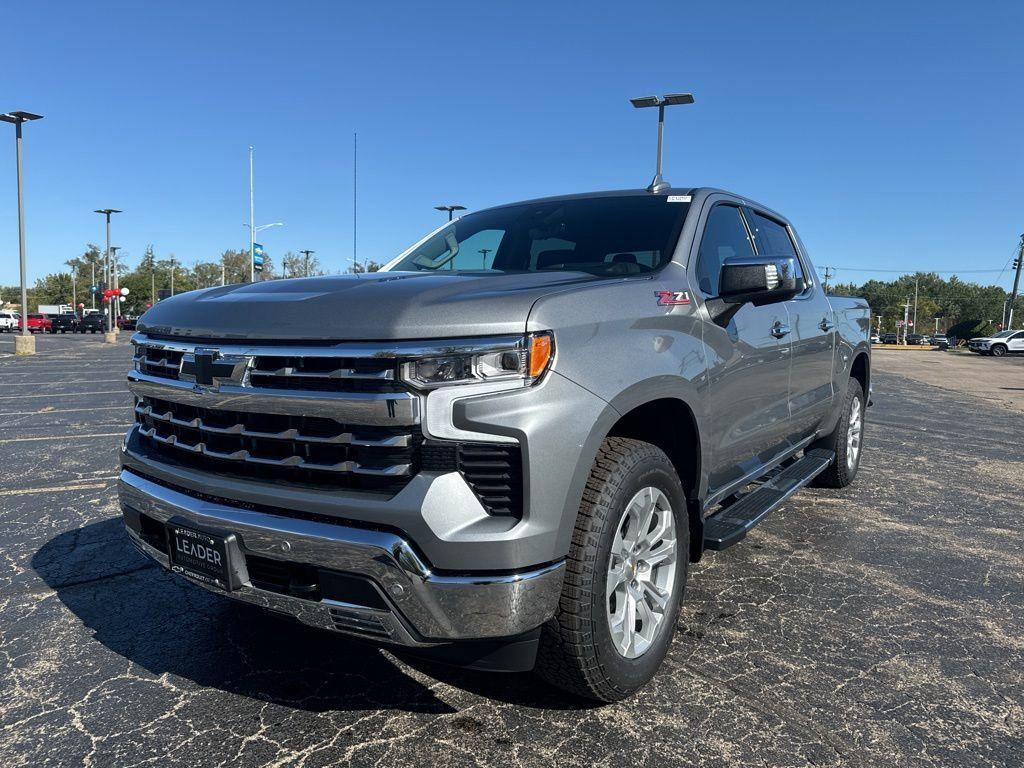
[1,0,1022,289]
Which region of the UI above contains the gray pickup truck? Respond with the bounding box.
[119,187,870,701]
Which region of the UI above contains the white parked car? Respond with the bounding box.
[0,311,20,332]
[968,330,1024,357]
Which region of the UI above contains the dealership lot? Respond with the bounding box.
[1,335,1021,767]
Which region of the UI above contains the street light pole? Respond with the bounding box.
[1,111,43,354]
[435,204,466,222]
[94,208,121,334]
[629,93,694,193]
[300,249,314,277]
[109,245,121,328]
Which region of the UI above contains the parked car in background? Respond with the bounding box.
[78,313,108,334]
[930,333,949,348]
[26,313,52,333]
[906,333,926,345]
[870,333,880,344]
[0,311,20,332]
[881,332,898,344]
[118,315,138,331]
[968,330,1024,356]
[50,313,80,334]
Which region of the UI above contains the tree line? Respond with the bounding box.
[829,272,1017,339]
[0,245,383,315]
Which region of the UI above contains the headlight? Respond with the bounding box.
[401,332,554,389]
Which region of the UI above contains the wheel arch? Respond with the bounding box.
[561,381,707,564]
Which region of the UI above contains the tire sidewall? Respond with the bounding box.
[991,345,1006,357]
[589,455,688,694]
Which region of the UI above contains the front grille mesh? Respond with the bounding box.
[135,396,418,492]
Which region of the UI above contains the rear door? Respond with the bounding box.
[696,202,793,495]
[1009,331,1024,352]
[745,208,836,441]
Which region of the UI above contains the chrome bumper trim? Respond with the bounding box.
[119,470,564,643]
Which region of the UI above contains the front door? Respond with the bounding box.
[694,202,794,495]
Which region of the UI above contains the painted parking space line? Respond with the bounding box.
[0,379,126,387]
[0,391,127,400]
[0,432,125,444]
[0,405,131,417]
[0,482,111,496]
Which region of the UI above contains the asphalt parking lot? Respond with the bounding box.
[1,335,1021,767]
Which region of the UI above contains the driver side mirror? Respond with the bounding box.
[719,256,804,307]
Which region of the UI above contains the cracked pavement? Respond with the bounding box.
[1,335,1021,767]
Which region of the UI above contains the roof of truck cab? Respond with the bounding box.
[471,187,789,224]
[475,187,697,212]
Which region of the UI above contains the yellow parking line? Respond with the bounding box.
[0,482,110,496]
[0,432,125,444]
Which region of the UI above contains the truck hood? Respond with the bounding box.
[138,271,601,341]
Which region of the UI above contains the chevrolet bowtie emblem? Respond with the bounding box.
[180,348,249,389]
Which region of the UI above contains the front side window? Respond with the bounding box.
[746,209,805,283]
[695,205,755,295]
[384,195,689,277]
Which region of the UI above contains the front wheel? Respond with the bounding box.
[991,344,1007,357]
[535,437,688,702]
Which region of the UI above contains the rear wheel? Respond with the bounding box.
[535,437,688,702]
[812,377,865,488]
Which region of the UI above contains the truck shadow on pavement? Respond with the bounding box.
[32,517,585,713]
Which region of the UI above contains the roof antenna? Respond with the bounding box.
[630,93,694,194]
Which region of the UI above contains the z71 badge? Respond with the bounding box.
[655,290,691,306]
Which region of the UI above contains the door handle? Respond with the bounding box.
[819,318,835,332]
[771,322,791,339]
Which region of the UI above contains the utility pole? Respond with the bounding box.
[353,132,358,273]
[91,261,96,309]
[94,208,121,335]
[1008,234,1023,330]
[221,258,226,286]
[902,299,911,345]
[478,248,492,269]
[151,269,156,305]
[823,266,833,293]
[249,146,256,282]
[170,257,175,296]
[912,277,919,337]
[300,249,314,277]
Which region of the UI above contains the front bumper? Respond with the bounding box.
[119,469,564,646]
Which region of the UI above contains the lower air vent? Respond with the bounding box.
[457,444,523,518]
[328,606,392,638]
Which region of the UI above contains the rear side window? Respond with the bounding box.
[695,205,755,295]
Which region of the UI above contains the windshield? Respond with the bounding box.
[384,195,690,276]
[991,330,1015,338]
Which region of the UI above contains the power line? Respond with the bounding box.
[829,266,1006,274]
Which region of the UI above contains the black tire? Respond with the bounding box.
[811,377,865,488]
[534,437,689,702]
[991,344,1007,357]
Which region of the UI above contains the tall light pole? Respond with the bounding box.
[109,245,121,327]
[300,249,315,277]
[94,208,121,333]
[249,146,255,282]
[435,204,466,222]
[629,93,694,193]
[1,110,43,354]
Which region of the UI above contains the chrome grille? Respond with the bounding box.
[249,355,402,393]
[136,346,184,380]
[134,395,418,491]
